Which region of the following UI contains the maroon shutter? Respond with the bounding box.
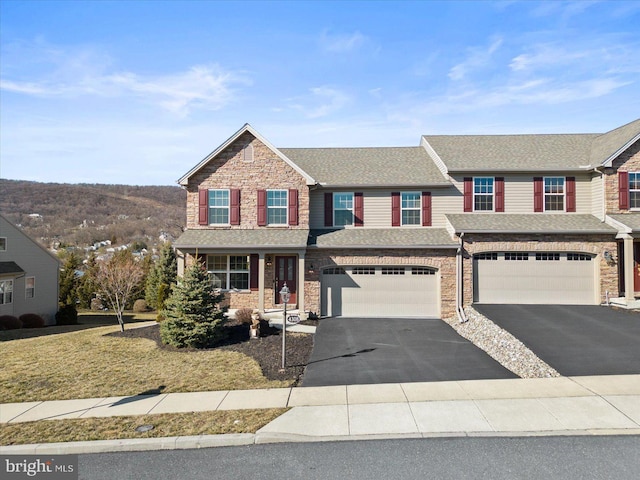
[463,178,473,212]
[422,192,432,226]
[619,171,629,210]
[324,192,333,227]
[565,177,576,212]
[354,192,364,227]
[533,177,543,212]
[198,189,208,225]
[257,190,267,226]
[288,189,299,226]
[230,189,240,225]
[249,254,259,291]
[391,192,401,226]
[495,177,504,212]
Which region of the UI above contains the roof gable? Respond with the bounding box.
[594,118,640,167]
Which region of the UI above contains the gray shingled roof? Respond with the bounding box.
[279,147,449,187]
[423,134,598,171]
[174,229,310,249]
[445,214,616,234]
[591,118,640,165]
[308,228,458,248]
[608,213,640,232]
[0,261,25,275]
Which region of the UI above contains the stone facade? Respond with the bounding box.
[461,234,618,305]
[604,140,640,214]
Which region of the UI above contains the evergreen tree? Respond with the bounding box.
[76,253,97,309]
[58,251,81,306]
[145,242,177,310]
[160,260,227,348]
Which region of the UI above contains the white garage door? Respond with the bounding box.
[321,266,439,317]
[474,252,597,305]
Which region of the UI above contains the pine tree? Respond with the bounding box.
[145,242,177,310]
[160,260,227,348]
[58,251,81,306]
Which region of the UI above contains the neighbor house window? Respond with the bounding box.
[0,280,13,305]
[25,277,35,299]
[401,192,421,225]
[267,190,288,225]
[207,255,249,290]
[544,177,564,211]
[334,193,354,226]
[208,189,230,224]
[0,237,6,251]
[474,177,494,211]
[629,173,640,209]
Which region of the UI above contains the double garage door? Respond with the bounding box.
[321,266,439,318]
[474,252,597,305]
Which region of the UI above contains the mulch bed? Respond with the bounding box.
[109,318,317,385]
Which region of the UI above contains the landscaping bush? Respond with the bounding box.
[90,298,104,311]
[0,315,22,330]
[133,299,149,313]
[235,308,254,325]
[55,305,78,325]
[19,313,45,328]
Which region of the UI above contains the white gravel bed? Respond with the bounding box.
[443,306,560,378]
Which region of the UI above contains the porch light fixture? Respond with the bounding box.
[307,263,315,274]
[279,283,291,371]
[603,251,615,266]
[266,255,273,267]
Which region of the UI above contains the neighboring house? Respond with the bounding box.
[0,214,60,325]
[174,119,640,320]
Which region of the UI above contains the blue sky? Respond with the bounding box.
[1,0,639,186]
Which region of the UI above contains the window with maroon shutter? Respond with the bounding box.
[324,192,333,227]
[619,171,629,210]
[249,254,259,291]
[354,192,364,227]
[422,192,432,226]
[463,178,473,212]
[565,177,576,212]
[230,189,240,225]
[533,177,543,212]
[495,177,504,212]
[288,189,299,226]
[257,190,267,226]
[198,190,208,225]
[391,192,401,226]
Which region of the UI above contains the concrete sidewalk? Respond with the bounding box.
[2,375,639,454]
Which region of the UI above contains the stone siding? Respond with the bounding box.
[604,139,640,213]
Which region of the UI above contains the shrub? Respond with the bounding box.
[90,298,104,311]
[0,315,22,330]
[235,308,254,325]
[19,313,45,328]
[133,299,149,313]
[56,305,78,325]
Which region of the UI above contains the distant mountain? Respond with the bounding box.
[0,179,185,249]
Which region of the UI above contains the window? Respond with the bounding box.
[568,253,592,261]
[0,280,13,305]
[207,255,249,290]
[505,252,529,261]
[208,189,230,224]
[267,190,288,225]
[324,267,346,275]
[0,237,6,251]
[474,178,494,211]
[630,173,640,209]
[476,253,498,260]
[401,192,421,225]
[536,253,560,261]
[544,177,564,211]
[412,267,435,275]
[382,267,405,275]
[334,193,354,226]
[25,277,35,299]
[352,267,375,275]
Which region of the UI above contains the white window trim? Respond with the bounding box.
[473,177,494,212]
[333,192,354,227]
[0,237,6,251]
[266,189,288,226]
[401,192,422,226]
[0,279,13,305]
[629,172,640,210]
[207,255,250,291]
[25,276,35,299]
[543,177,565,212]
[208,189,230,225]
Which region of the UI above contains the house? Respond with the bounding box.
[0,214,60,325]
[174,119,640,320]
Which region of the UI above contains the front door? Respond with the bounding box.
[275,256,297,305]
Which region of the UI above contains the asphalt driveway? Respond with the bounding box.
[301,318,516,387]
[473,304,640,376]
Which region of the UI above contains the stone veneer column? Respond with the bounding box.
[623,234,635,302]
[258,253,265,311]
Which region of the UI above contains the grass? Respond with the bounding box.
[0,409,287,445]
[0,312,291,403]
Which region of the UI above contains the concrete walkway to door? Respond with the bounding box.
[302,318,516,387]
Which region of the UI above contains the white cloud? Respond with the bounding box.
[319,30,367,53]
[448,36,503,81]
[287,86,351,119]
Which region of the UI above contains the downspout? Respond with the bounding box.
[456,232,468,323]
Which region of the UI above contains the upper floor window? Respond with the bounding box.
[334,193,354,226]
[208,189,230,224]
[0,237,6,251]
[25,277,35,299]
[544,177,564,211]
[207,255,249,290]
[629,173,640,209]
[474,178,494,211]
[0,280,13,305]
[401,192,421,225]
[267,190,288,225]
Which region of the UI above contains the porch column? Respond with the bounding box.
[623,235,634,302]
[258,253,265,311]
[298,253,305,313]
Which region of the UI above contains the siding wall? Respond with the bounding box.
[591,172,604,219]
